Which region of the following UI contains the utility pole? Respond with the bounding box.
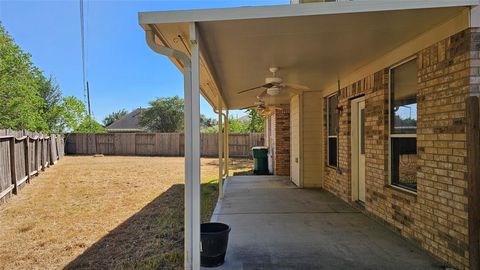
[86,81,91,116]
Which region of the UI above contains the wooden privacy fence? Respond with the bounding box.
[65,133,264,158]
[0,130,64,202]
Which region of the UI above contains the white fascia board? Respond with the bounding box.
[139,0,479,25]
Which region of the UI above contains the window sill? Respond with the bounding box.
[384,184,417,197]
[326,165,338,170]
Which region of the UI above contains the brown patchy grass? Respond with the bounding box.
[0,156,252,270]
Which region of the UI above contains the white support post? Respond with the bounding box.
[218,106,224,199]
[184,22,201,270]
[225,110,230,176]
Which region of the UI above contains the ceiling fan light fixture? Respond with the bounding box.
[265,77,282,84]
[267,87,281,96]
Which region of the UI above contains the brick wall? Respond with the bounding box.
[272,105,290,176]
[323,29,476,269]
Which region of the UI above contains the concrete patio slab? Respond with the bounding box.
[206,176,443,270]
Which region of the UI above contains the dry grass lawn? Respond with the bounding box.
[0,156,252,270]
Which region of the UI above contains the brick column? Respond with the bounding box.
[272,105,290,176]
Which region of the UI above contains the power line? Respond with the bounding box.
[80,0,87,106]
[80,0,93,132]
[80,0,92,117]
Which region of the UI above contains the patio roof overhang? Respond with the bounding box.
[139,0,478,110]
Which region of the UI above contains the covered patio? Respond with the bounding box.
[139,1,480,269]
[210,176,442,270]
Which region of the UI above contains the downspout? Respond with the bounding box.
[213,108,229,179]
[145,29,190,67]
[215,107,224,199]
[224,110,229,177]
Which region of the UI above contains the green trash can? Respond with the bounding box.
[252,146,269,175]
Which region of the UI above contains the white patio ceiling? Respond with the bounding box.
[139,1,477,110]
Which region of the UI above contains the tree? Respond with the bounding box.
[200,114,217,130]
[0,23,47,131]
[140,96,184,132]
[228,117,249,133]
[59,96,87,132]
[38,75,64,133]
[103,109,128,127]
[76,115,107,133]
[246,109,264,133]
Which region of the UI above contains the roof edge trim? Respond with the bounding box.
[139,0,479,25]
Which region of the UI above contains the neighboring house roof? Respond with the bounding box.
[106,108,146,132]
[238,115,250,122]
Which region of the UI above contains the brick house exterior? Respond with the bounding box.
[321,28,479,269]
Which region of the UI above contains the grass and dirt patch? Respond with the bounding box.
[0,156,252,270]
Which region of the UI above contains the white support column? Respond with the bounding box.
[218,106,224,199]
[225,110,230,176]
[184,22,201,270]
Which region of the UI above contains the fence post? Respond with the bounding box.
[9,137,17,195]
[467,96,480,270]
[40,138,44,171]
[36,138,41,172]
[25,138,30,183]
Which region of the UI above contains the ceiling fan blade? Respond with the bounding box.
[240,105,257,110]
[257,89,268,99]
[237,83,274,94]
[282,83,310,91]
[269,105,283,110]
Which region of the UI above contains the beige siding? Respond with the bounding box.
[290,95,301,186]
[301,91,323,187]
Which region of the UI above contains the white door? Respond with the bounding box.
[358,101,366,202]
[351,98,366,202]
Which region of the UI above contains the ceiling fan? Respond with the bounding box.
[241,100,283,117]
[237,67,309,97]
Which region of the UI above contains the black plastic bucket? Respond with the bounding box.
[200,222,231,267]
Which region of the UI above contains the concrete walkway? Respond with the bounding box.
[207,176,443,270]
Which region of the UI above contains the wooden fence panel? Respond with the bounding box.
[50,135,57,164]
[28,138,38,176]
[74,134,87,155]
[42,138,49,169]
[65,135,76,154]
[87,134,96,155]
[0,138,13,199]
[200,133,217,157]
[229,134,249,157]
[114,133,136,155]
[155,133,181,156]
[35,139,42,172]
[96,134,114,155]
[136,134,156,156]
[0,132,63,202]
[65,132,264,157]
[57,136,65,158]
[14,138,28,187]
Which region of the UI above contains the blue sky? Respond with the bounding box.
[0,0,287,122]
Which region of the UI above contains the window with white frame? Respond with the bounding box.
[327,94,339,167]
[389,58,417,192]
